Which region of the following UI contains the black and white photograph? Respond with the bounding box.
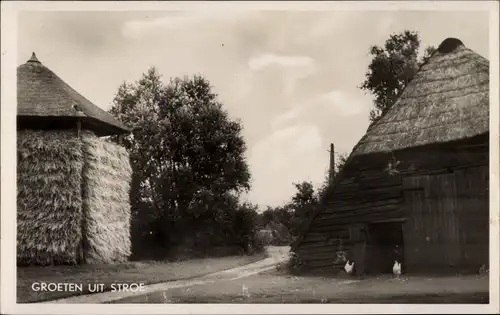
[1,1,499,314]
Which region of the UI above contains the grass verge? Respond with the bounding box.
[110,273,489,304]
[158,292,489,304]
[162,292,489,304]
[17,252,267,303]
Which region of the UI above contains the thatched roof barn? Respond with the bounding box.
[293,38,489,275]
[17,53,133,265]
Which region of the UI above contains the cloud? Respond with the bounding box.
[247,124,325,207]
[266,124,323,154]
[307,13,352,39]
[271,89,370,130]
[248,53,317,96]
[316,90,368,116]
[18,10,490,210]
[301,11,396,44]
[248,53,315,71]
[122,10,251,37]
[251,124,323,172]
[270,107,302,131]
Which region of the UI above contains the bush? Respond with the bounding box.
[277,251,304,275]
[128,185,268,261]
[231,203,265,254]
[255,229,273,246]
[269,222,292,245]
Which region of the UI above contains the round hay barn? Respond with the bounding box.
[293,38,490,276]
[17,53,133,265]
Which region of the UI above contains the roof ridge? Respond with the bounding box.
[27,52,41,64]
[437,38,464,54]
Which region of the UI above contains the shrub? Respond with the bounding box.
[277,251,304,275]
[231,203,265,254]
[129,194,265,261]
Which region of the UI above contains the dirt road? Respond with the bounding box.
[44,246,290,304]
[110,244,488,304]
[112,272,489,304]
[42,246,489,304]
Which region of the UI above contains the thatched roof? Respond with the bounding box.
[352,38,489,157]
[17,53,130,136]
[291,38,489,254]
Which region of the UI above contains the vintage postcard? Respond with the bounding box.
[1,1,499,314]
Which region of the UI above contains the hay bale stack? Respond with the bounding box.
[17,130,132,265]
[17,53,132,265]
[82,132,132,263]
[17,130,84,265]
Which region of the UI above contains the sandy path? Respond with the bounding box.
[43,246,290,304]
[113,273,488,304]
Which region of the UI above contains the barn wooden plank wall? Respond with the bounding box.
[454,165,489,269]
[403,164,489,272]
[403,173,463,272]
[295,135,489,274]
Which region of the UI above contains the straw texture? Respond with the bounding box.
[17,53,129,135]
[17,129,132,265]
[17,130,83,265]
[352,39,489,156]
[82,132,133,263]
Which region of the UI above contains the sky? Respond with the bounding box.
[17,9,490,209]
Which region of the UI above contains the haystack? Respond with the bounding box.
[82,132,132,263]
[17,130,84,265]
[17,53,132,265]
[293,38,490,274]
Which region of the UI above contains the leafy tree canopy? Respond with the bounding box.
[360,30,436,124]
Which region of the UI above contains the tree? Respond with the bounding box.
[291,181,316,207]
[109,68,251,251]
[317,152,349,203]
[360,30,436,124]
[260,206,276,227]
[334,152,349,176]
[231,202,264,253]
[256,203,294,246]
[258,181,325,245]
[288,181,318,239]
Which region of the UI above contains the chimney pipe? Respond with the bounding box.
[329,143,335,184]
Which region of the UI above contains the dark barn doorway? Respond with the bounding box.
[367,221,405,275]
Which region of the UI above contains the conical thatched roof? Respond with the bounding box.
[352,38,489,157]
[17,53,130,136]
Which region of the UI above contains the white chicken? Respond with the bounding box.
[241,284,250,298]
[344,260,355,274]
[392,260,402,278]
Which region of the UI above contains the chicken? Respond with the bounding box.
[344,260,355,274]
[479,264,488,274]
[393,260,402,278]
[241,284,250,298]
